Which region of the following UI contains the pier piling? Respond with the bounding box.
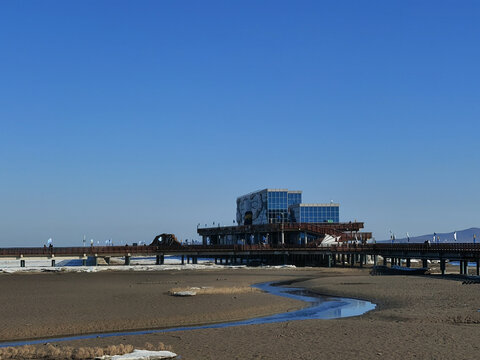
[440,259,445,275]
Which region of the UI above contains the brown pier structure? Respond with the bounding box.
[1,243,480,276]
[197,222,372,246]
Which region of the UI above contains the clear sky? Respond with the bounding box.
[1,0,479,246]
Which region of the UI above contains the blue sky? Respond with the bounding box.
[1,0,479,246]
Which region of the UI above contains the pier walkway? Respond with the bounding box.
[0,243,479,275]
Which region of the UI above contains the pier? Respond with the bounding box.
[1,243,480,275]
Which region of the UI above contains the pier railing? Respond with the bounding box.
[1,243,480,257]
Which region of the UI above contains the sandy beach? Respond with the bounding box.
[1,267,480,359]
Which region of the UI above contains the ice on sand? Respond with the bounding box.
[98,349,177,359]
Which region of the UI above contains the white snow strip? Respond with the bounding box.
[172,290,196,296]
[0,258,296,274]
[99,349,177,359]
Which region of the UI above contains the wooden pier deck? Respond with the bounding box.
[0,243,479,275]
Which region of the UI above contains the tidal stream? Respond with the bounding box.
[0,281,376,348]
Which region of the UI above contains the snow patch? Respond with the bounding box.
[171,290,196,296]
[0,257,296,274]
[98,349,177,359]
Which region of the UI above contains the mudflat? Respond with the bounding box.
[2,267,480,359]
[0,269,304,342]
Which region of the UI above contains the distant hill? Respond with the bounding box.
[378,227,480,243]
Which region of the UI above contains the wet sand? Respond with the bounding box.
[2,267,480,359]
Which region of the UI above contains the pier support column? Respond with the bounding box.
[82,256,87,266]
[124,255,131,266]
[359,254,364,268]
[440,259,446,275]
[51,259,55,267]
[422,259,428,268]
[181,255,185,265]
[156,255,164,265]
[373,255,378,266]
[406,258,411,268]
[464,261,469,276]
[20,259,25,267]
[383,257,387,266]
[328,254,332,268]
[476,260,479,276]
[93,256,98,266]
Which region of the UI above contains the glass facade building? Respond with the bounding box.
[236,189,302,225]
[289,203,340,223]
[236,188,339,225]
[266,190,302,224]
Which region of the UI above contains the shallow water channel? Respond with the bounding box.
[0,282,376,348]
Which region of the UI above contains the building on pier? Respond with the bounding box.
[236,188,339,225]
[289,203,339,223]
[199,188,370,246]
[236,189,302,225]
